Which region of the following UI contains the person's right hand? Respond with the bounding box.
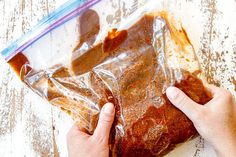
[67,103,115,157]
[166,83,236,157]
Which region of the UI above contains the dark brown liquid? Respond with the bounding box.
[115,71,211,157]
[71,14,154,75]
[8,52,32,80]
[103,29,128,53]
[71,13,211,157]
[7,10,212,157]
[73,9,100,50]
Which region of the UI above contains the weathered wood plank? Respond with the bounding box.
[0,0,67,156]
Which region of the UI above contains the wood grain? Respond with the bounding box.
[0,0,69,156]
[0,0,235,157]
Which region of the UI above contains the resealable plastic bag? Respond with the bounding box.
[1,0,212,156]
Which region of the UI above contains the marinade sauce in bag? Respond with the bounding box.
[2,0,212,156]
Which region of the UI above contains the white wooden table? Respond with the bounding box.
[0,1,72,156]
[0,0,235,157]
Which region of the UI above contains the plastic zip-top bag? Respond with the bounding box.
[1,0,212,156]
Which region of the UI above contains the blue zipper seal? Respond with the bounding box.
[1,0,101,61]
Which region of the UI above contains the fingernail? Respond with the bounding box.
[166,87,178,100]
[103,103,114,114]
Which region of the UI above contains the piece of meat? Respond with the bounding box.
[8,11,212,157]
[114,71,211,157]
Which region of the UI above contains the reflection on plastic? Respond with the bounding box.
[8,9,212,157]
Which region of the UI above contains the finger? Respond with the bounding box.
[166,87,202,122]
[92,103,115,144]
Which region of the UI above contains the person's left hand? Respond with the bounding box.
[67,103,115,157]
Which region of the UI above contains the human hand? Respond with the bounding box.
[166,83,236,157]
[67,103,115,157]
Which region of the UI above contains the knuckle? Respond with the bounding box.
[225,91,233,100]
[176,92,188,105]
[222,90,233,101]
[100,113,113,124]
[96,136,106,144]
[91,134,106,145]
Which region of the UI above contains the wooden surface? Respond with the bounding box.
[0,0,235,157]
[0,1,71,157]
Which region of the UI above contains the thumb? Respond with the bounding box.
[92,103,115,144]
[166,87,202,123]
